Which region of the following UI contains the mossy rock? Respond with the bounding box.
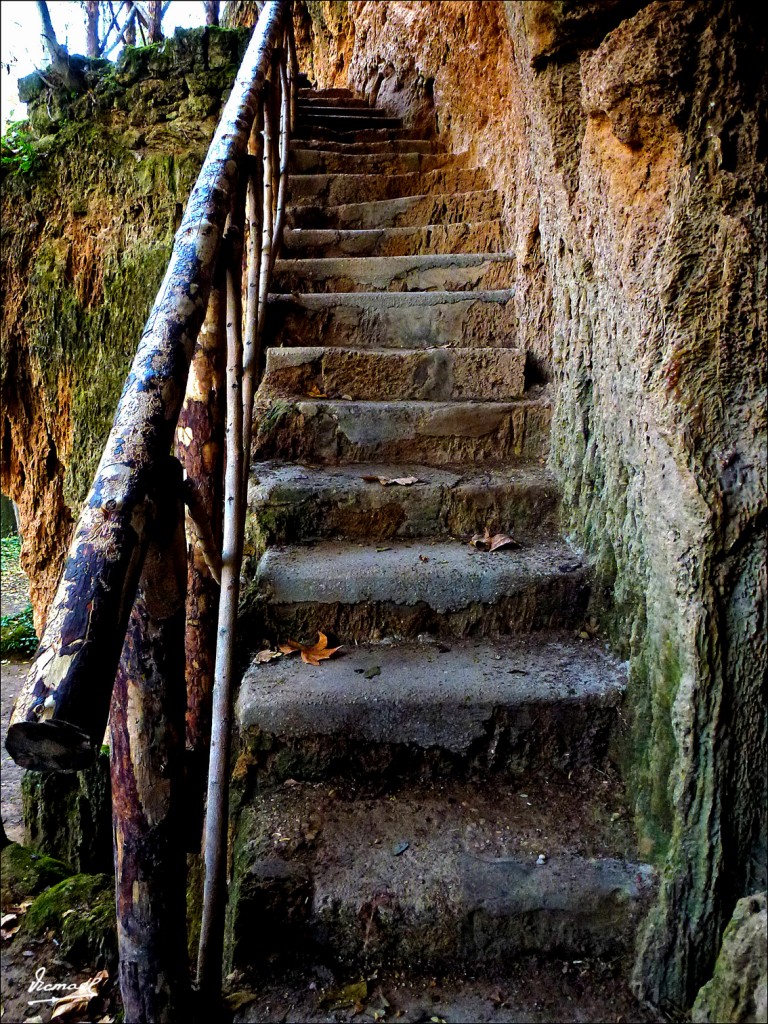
[24,873,117,968]
[0,843,71,908]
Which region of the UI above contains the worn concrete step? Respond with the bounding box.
[231,961,658,1024]
[272,253,516,294]
[296,114,403,133]
[228,777,654,972]
[291,124,426,144]
[298,87,355,98]
[259,346,525,402]
[287,189,502,229]
[289,137,444,154]
[247,462,560,548]
[287,168,488,206]
[298,104,390,119]
[282,221,506,257]
[251,394,551,466]
[289,148,455,175]
[265,290,518,350]
[244,537,589,642]
[297,96,370,109]
[237,634,625,783]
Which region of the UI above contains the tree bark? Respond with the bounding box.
[176,273,226,847]
[5,0,288,774]
[36,0,83,90]
[109,457,189,1024]
[204,1,220,27]
[85,1,100,57]
[147,0,163,43]
[123,2,137,46]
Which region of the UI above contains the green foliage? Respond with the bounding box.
[0,120,38,175]
[0,534,21,567]
[0,604,38,657]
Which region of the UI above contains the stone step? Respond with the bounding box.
[298,104,391,119]
[236,634,625,783]
[295,114,403,133]
[289,148,455,175]
[271,253,516,294]
[291,124,426,144]
[247,462,560,548]
[282,221,506,257]
[230,961,657,1024]
[297,96,370,109]
[251,394,551,466]
[227,776,654,972]
[287,189,502,229]
[287,168,488,206]
[289,138,444,154]
[259,346,525,402]
[244,537,588,642]
[265,290,517,350]
[298,87,355,99]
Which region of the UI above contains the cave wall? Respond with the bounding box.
[289,0,767,1009]
[0,27,248,629]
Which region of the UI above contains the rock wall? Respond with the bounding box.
[0,27,248,629]
[282,0,767,1009]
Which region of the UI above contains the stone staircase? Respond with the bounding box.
[227,88,654,1021]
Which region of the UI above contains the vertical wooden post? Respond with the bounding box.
[177,276,226,847]
[109,458,189,1024]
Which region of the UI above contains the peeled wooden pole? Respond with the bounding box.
[269,60,291,279]
[109,458,189,1024]
[5,0,288,773]
[196,216,246,1000]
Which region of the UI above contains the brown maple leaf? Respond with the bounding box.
[279,631,342,666]
[469,528,520,552]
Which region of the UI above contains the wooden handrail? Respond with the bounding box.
[5,0,291,773]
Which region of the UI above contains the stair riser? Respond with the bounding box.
[252,400,552,466]
[298,105,390,118]
[266,292,518,350]
[289,150,454,175]
[287,168,488,206]
[287,190,502,229]
[260,347,525,402]
[297,97,370,108]
[291,126,425,144]
[247,473,560,547]
[235,702,620,789]
[247,572,591,645]
[298,88,355,99]
[282,221,506,257]
[289,138,443,154]
[295,115,403,132]
[272,254,515,294]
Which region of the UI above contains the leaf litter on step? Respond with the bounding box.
[468,527,520,552]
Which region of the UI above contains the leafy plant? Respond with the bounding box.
[0,534,22,567]
[0,120,38,174]
[0,604,38,656]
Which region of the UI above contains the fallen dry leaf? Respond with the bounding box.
[50,970,109,1020]
[306,384,327,398]
[469,528,520,552]
[362,475,421,486]
[279,631,342,666]
[1,913,20,940]
[320,978,368,1010]
[255,648,283,664]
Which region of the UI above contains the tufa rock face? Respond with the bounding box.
[0,27,248,629]
[692,892,768,1024]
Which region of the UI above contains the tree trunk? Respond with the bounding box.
[204,1,220,27]
[35,0,82,91]
[147,0,163,42]
[85,1,100,57]
[109,457,189,1024]
[124,2,137,46]
[5,0,288,774]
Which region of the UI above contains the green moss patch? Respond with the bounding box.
[24,873,116,967]
[0,844,71,908]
